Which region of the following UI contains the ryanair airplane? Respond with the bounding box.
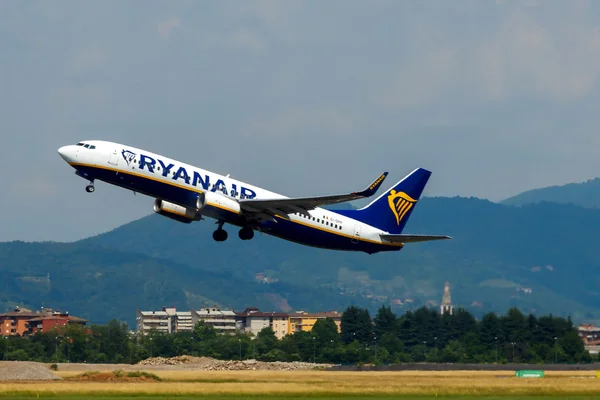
[58,140,451,254]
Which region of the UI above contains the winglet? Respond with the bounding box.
[357,172,389,197]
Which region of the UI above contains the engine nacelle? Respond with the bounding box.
[154,199,202,224]
[202,191,241,215]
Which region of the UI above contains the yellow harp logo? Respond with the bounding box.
[388,190,417,225]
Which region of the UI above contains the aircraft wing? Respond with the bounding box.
[240,172,388,218]
[380,234,452,243]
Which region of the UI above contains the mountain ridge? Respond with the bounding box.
[3,192,600,326]
[502,177,600,209]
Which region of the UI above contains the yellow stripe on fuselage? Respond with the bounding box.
[70,162,403,249]
[70,162,240,215]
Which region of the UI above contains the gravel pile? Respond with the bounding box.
[0,361,61,381]
[137,355,335,370]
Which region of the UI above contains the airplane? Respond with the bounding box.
[57,140,451,254]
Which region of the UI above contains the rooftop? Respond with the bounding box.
[27,315,87,323]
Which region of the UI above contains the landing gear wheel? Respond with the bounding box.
[85,185,95,193]
[238,228,254,240]
[213,229,228,242]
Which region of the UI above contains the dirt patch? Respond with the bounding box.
[65,370,161,382]
[0,361,61,381]
[137,355,335,371]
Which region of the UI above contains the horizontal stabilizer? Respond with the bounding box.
[380,234,452,243]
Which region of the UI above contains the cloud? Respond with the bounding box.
[11,178,58,198]
[196,29,267,52]
[378,1,600,108]
[158,16,181,39]
[245,108,357,139]
[72,47,107,72]
[225,29,266,51]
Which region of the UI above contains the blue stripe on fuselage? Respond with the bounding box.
[74,165,401,254]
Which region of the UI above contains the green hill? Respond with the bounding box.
[502,178,600,209]
[3,196,600,326]
[79,197,600,323]
[0,241,348,325]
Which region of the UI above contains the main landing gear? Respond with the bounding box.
[212,221,255,242]
[85,182,95,193]
[238,227,254,241]
[213,228,228,242]
[213,221,228,242]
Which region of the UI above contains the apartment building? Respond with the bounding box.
[1,307,45,336]
[136,307,193,334]
[176,311,193,332]
[1,307,87,336]
[289,311,342,333]
[192,307,236,334]
[236,307,290,340]
[135,306,341,339]
[27,311,87,334]
[578,323,600,354]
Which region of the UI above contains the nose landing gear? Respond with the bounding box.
[85,182,95,193]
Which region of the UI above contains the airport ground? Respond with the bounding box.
[2,361,600,399]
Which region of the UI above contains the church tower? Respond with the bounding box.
[440,281,453,315]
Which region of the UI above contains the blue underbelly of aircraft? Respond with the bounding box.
[261,218,398,254]
[76,165,400,254]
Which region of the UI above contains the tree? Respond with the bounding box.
[502,307,527,344]
[312,318,339,348]
[256,327,278,358]
[479,312,502,348]
[341,306,373,344]
[193,321,218,341]
[560,330,585,359]
[373,305,396,339]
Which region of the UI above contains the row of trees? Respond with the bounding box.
[0,306,592,364]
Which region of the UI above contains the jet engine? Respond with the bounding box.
[201,191,241,215]
[153,199,202,224]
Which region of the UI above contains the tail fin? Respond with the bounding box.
[348,168,431,233]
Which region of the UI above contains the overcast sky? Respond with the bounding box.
[2,0,600,242]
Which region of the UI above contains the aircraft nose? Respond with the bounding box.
[58,145,72,161]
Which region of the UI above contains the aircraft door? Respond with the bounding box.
[352,224,361,244]
[108,149,119,166]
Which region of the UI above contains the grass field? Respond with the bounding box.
[3,398,600,400]
[2,369,600,398]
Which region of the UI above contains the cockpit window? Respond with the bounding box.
[76,143,84,146]
[84,144,90,148]
[90,145,96,149]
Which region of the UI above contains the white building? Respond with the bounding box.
[192,307,237,334]
[235,307,290,339]
[136,307,193,334]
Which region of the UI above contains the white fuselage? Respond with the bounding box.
[58,140,402,253]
